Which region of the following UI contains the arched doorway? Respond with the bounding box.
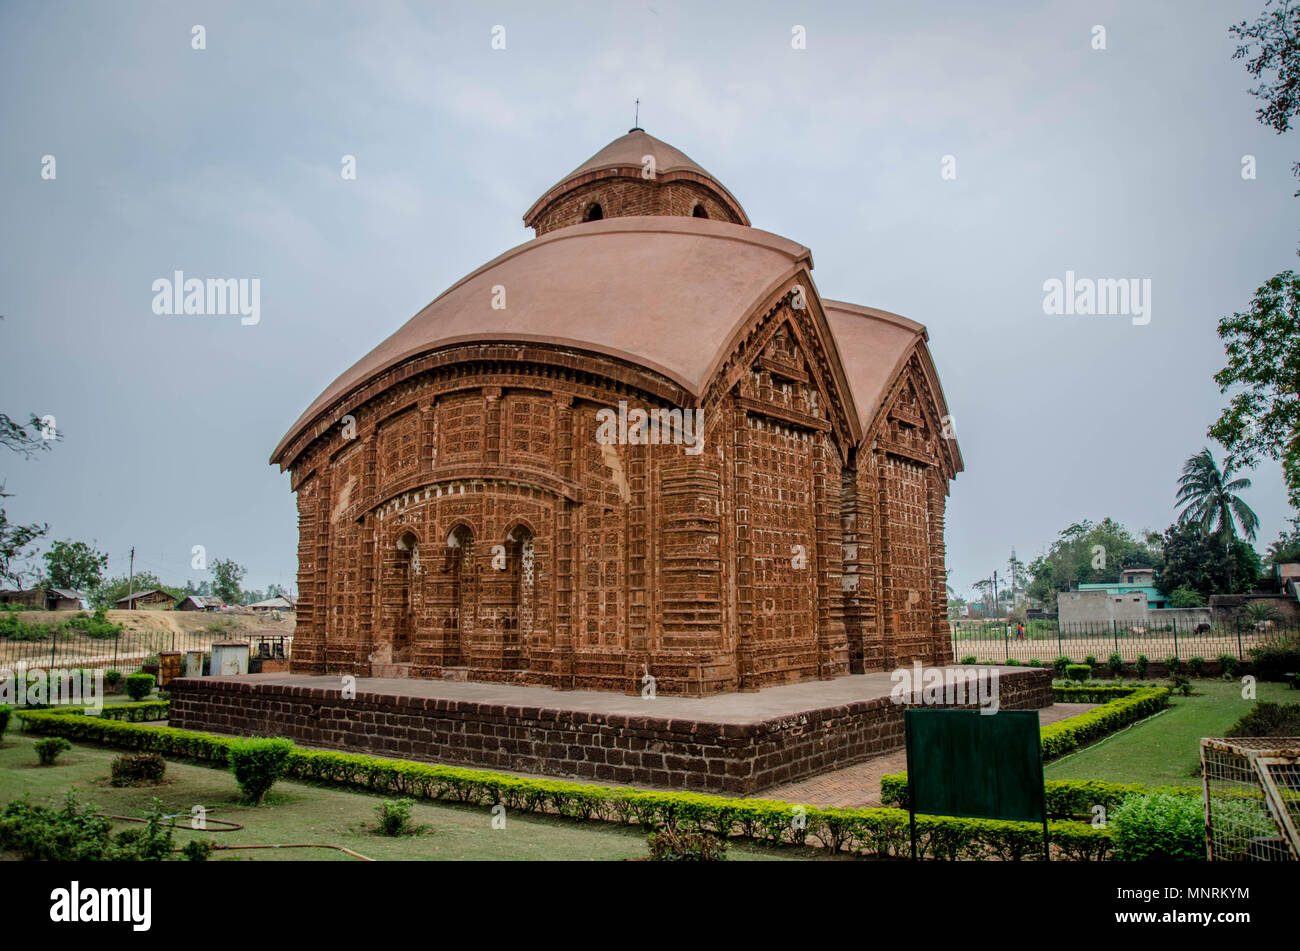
[504,525,535,649]
[393,531,419,659]
[442,525,474,666]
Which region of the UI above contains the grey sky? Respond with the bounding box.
[0,0,1294,601]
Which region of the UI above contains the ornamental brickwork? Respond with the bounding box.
[273,130,963,696]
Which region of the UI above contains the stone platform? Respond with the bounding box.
[168,667,1052,795]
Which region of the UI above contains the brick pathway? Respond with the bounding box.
[761,702,1095,808]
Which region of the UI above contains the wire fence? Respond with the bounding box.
[0,628,249,673]
[950,618,1296,665]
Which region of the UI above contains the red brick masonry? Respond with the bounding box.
[169,668,1051,795]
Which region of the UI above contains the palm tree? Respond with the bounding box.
[1175,448,1259,542]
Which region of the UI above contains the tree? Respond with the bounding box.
[41,540,108,592]
[210,559,246,605]
[1168,584,1208,608]
[0,509,47,589]
[1207,272,1300,508]
[1157,522,1261,598]
[1175,448,1260,541]
[1230,0,1300,191]
[1025,518,1163,608]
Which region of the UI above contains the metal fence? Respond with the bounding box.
[950,618,1296,665]
[1,628,231,673]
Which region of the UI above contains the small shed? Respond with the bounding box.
[247,596,294,613]
[116,588,174,610]
[175,595,223,612]
[45,588,86,611]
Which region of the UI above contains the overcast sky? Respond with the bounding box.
[0,0,1294,600]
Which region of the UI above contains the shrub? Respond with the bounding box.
[110,752,167,787]
[375,798,415,836]
[228,737,293,804]
[1005,658,1020,666]
[1187,656,1205,678]
[1084,655,1097,666]
[1216,654,1241,679]
[1027,658,1042,668]
[1226,701,1300,738]
[1052,656,1071,677]
[124,673,155,701]
[34,736,72,765]
[1164,655,1181,674]
[1106,653,1124,678]
[1249,632,1300,682]
[959,655,977,665]
[646,827,727,861]
[1134,655,1150,678]
[1110,793,1204,861]
[182,838,215,861]
[1166,675,1191,697]
[0,790,176,860]
[1065,664,1091,683]
[0,703,10,739]
[104,669,123,689]
[65,607,122,640]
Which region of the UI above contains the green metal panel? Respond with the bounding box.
[904,709,1046,823]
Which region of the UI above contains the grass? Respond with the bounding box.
[0,731,836,861]
[1045,678,1297,786]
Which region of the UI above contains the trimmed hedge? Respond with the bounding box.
[37,701,170,723]
[1040,686,1169,759]
[881,774,1201,817]
[13,709,1114,860]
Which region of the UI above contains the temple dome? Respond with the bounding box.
[523,129,750,235]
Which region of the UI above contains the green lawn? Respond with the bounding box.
[0,731,835,861]
[1045,679,1298,786]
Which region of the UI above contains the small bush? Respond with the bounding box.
[646,827,727,861]
[1164,655,1181,674]
[375,798,415,836]
[1005,658,1020,666]
[104,669,123,689]
[0,703,10,739]
[1053,656,1072,677]
[228,737,293,804]
[1027,658,1043,668]
[1226,701,1300,738]
[1166,675,1191,697]
[1110,793,1204,861]
[35,736,72,766]
[1065,664,1091,683]
[110,752,167,787]
[1216,654,1241,679]
[124,673,155,702]
[1187,656,1205,678]
[1135,655,1150,678]
[959,655,977,665]
[1084,655,1097,666]
[182,839,215,861]
[0,790,172,860]
[1107,653,1124,678]
[1249,632,1300,682]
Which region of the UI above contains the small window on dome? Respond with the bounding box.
[692,204,708,218]
[584,203,603,222]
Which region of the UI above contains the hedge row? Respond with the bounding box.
[880,774,1201,817]
[39,701,170,722]
[14,709,1113,859]
[1039,686,1170,759]
[1051,684,1141,703]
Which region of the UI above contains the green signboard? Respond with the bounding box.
[904,708,1048,859]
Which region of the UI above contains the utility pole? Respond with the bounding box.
[127,547,135,610]
[993,570,1000,618]
[1010,547,1017,610]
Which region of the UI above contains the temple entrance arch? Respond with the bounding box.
[437,524,475,666]
[504,524,535,648]
[391,530,420,660]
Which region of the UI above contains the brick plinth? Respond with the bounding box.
[169,668,1050,795]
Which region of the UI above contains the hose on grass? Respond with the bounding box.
[101,813,374,860]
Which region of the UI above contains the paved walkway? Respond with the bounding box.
[197,668,1038,725]
[761,702,1095,808]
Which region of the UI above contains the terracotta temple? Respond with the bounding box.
[271,128,964,696]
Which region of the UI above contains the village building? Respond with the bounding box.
[115,588,174,610]
[271,128,964,695]
[175,594,224,612]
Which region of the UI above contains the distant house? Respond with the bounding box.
[0,587,86,610]
[247,596,295,613]
[116,589,174,610]
[44,588,86,611]
[175,595,223,612]
[0,588,44,609]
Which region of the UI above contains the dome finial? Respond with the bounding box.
[629,98,642,133]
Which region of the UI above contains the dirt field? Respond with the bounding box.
[952,631,1269,664]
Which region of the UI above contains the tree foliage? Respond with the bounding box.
[1025,518,1163,608]
[1231,0,1300,189]
[210,558,246,605]
[41,539,108,592]
[1156,522,1261,598]
[1175,448,1260,541]
[1207,271,1300,508]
